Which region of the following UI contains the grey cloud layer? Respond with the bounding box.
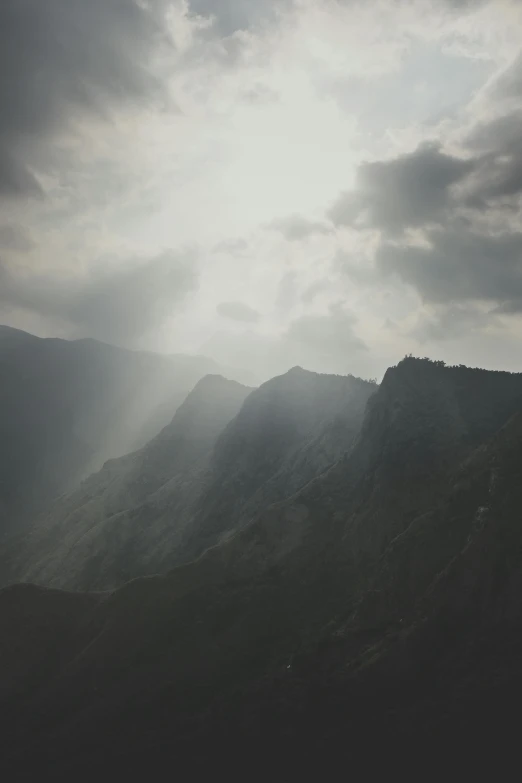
[188,0,294,35]
[190,0,486,37]
[267,214,333,241]
[0,0,171,198]
[329,142,476,235]
[286,305,367,359]
[217,301,261,322]
[377,228,522,309]
[331,51,522,321]
[413,304,495,343]
[0,250,197,345]
[0,224,34,253]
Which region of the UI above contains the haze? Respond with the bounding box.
[1,0,522,381]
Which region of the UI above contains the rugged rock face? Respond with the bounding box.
[0,325,253,534]
[1,358,522,777]
[5,367,375,591]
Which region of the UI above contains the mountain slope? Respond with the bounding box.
[6,375,252,590]
[0,325,252,534]
[179,366,376,562]
[7,367,375,591]
[1,358,522,777]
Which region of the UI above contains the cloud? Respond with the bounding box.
[301,279,332,304]
[0,249,198,345]
[0,0,172,198]
[188,0,293,36]
[328,142,476,235]
[267,214,333,241]
[213,237,250,255]
[217,300,261,323]
[463,113,522,206]
[377,227,522,310]
[0,224,34,253]
[1,0,521,379]
[285,303,367,362]
[330,45,522,322]
[0,151,44,198]
[275,271,299,314]
[412,303,497,343]
[483,50,522,105]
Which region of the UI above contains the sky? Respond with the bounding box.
[1,0,522,382]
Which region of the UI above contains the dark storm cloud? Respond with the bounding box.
[456,52,522,207]
[331,44,522,318]
[376,227,522,309]
[0,250,198,345]
[464,112,522,206]
[217,301,261,323]
[267,214,333,241]
[328,142,476,235]
[467,111,522,154]
[0,0,171,198]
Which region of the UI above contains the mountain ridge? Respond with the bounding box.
[1,357,522,776]
[0,324,254,534]
[6,366,376,591]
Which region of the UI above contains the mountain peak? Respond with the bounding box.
[190,373,251,394]
[157,374,252,440]
[354,357,522,475]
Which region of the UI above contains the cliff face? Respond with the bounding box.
[1,358,522,777]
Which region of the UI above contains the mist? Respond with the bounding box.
[1,2,522,777]
[0,0,521,381]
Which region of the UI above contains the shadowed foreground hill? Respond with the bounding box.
[8,367,375,591]
[0,325,254,534]
[1,358,522,777]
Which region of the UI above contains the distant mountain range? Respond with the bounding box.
[1,344,522,777]
[0,325,255,534]
[3,365,375,590]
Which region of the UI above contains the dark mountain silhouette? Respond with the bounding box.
[0,325,253,535]
[6,367,375,590]
[1,357,522,778]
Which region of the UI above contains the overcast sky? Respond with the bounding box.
[1,0,522,381]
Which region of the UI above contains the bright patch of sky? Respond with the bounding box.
[1,0,522,381]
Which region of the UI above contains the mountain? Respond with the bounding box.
[5,375,252,590]
[179,366,376,563]
[0,325,253,534]
[2,357,522,778]
[6,367,375,591]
